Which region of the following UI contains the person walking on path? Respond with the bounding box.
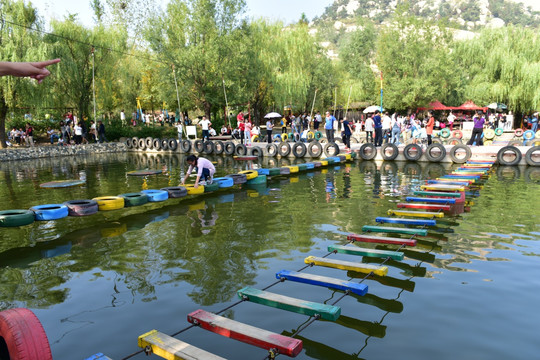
[199,116,212,141]
[324,111,336,142]
[426,112,435,145]
[341,118,353,152]
[382,112,392,144]
[266,118,273,144]
[391,116,401,145]
[176,121,183,142]
[373,110,383,146]
[97,120,108,143]
[364,115,374,143]
[181,154,216,188]
[25,123,34,147]
[467,112,485,146]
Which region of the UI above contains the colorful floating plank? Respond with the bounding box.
[405,197,456,204]
[233,155,258,161]
[429,179,473,185]
[328,245,404,261]
[275,269,368,296]
[237,286,341,321]
[396,203,451,211]
[39,179,85,188]
[362,225,427,236]
[387,209,444,218]
[413,191,461,198]
[421,184,465,191]
[375,217,437,226]
[304,255,389,276]
[138,329,226,360]
[187,310,302,357]
[347,233,417,246]
[127,170,162,176]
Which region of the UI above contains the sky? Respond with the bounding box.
[30,0,333,27]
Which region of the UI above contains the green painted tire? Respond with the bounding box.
[247,175,267,185]
[204,182,220,192]
[440,128,451,138]
[298,164,308,171]
[0,210,35,227]
[495,127,504,136]
[269,168,281,176]
[119,193,149,207]
[314,131,323,140]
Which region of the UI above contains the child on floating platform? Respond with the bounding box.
[181,155,216,188]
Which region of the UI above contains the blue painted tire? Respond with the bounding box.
[247,175,267,185]
[63,200,99,216]
[141,189,169,202]
[523,130,535,140]
[161,186,188,198]
[119,193,149,207]
[257,168,270,175]
[30,204,69,221]
[305,163,315,169]
[214,177,235,188]
[0,210,35,227]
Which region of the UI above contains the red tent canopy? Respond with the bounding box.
[451,100,488,112]
[417,100,451,111]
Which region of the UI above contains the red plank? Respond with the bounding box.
[396,203,451,211]
[347,233,416,247]
[187,309,303,357]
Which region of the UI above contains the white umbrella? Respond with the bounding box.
[363,105,384,114]
[264,112,282,119]
[487,103,498,110]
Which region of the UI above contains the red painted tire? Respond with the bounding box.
[451,130,463,139]
[0,308,52,360]
[514,128,524,137]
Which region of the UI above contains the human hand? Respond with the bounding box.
[194,183,198,189]
[1,59,61,83]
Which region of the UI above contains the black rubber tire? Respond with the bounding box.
[63,199,99,216]
[403,162,422,175]
[125,138,133,149]
[359,160,376,173]
[161,186,188,198]
[448,145,472,164]
[194,140,205,153]
[203,141,214,154]
[278,142,291,157]
[524,166,540,183]
[446,137,462,145]
[425,143,446,162]
[145,137,153,149]
[161,139,169,151]
[224,141,235,155]
[380,143,399,161]
[403,144,423,161]
[180,140,191,153]
[132,137,139,149]
[168,139,178,151]
[292,142,307,158]
[226,173,248,184]
[508,140,522,147]
[525,146,540,166]
[359,143,377,160]
[214,140,224,155]
[0,210,35,227]
[137,138,146,150]
[307,141,323,158]
[432,138,443,144]
[267,143,278,157]
[497,145,522,166]
[323,142,340,157]
[153,138,162,151]
[235,143,248,156]
[249,147,263,157]
[497,166,521,181]
[381,161,398,176]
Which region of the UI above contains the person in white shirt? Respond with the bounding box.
[447,111,456,131]
[209,127,217,137]
[181,155,216,188]
[220,125,228,135]
[120,109,126,124]
[382,112,392,144]
[266,119,274,144]
[176,121,183,141]
[74,123,83,144]
[198,116,212,141]
[364,115,374,143]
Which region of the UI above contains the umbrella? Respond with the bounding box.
[264,112,282,119]
[363,105,384,114]
[487,103,507,110]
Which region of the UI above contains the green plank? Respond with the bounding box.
[237,286,341,321]
[328,245,404,261]
[362,225,427,237]
[413,191,461,198]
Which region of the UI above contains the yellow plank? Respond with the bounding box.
[304,256,388,276]
[387,209,444,218]
[138,330,227,360]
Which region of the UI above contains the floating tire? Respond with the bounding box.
[0,308,53,360]
[514,128,524,137]
[168,139,178,151]
[292,142,307,158]
[224,141,235,155]
[234,143,248,156]
[247,175,267,185]
[132,137,139,149]
[484,128,495,140]
[451,130,463,139]
[180,140,191,153]
[226,173,248,185]
[63,199,99,216]
[359,143,377,160]
[449,144,472,164]
[161,186,188,198]
[30,204,69,221]
[194,140,205,153]
[307,141,323,158]
[425,143,446,162]
[93,196,125,211]
[497,145,522,166]
[214,141,224,155]
[204,182,220,192]
[141,189,169,202]
[203,141,214,154]
[161,139,169,151]
[525,146,540,166]
[446,137,462,145]
[323,142,340,157]
[0,210,35,227]
[120,193,149,207]
[249,147,263,158]
[440,128,451,138]
[523,130,535,141]
[213,177,234,188]
[278,142,291,157]
[153,138,162,151]
[145,137,154,149]
[267,143,278,157]
[184,184,204,195]
[380,143,399,161]
[403,144,423,161]
[239,170,259,180]
[495,128,504,136]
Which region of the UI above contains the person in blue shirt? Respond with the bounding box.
[324,111,336,142]
[531,113,538,133]
[373,110,383,146]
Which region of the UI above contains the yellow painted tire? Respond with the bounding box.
[484,128,495,140]
[344,154,352,160]
[320,160,328,166]
[184,184,205,195]
[239,170,258,180]
[92,196,125,211]
[483,140,493,146]
[281,133,288,141]
[307,131,314,139]
[285,165,299,173]
[251,135,260,142]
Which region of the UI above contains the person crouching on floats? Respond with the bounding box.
[181,154,215,188]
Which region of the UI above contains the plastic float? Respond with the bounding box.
[39,179,85,188]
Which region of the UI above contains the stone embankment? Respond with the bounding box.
[0,142,127,162]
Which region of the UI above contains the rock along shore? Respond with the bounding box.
[0,142,127,162]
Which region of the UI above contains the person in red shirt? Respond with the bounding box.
[237,114,245,145]
[426,112,435,145]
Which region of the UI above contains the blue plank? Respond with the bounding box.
[375,217,436,226]
[276,270,368,296]
[405,197,456,204]
[427,180,470,186]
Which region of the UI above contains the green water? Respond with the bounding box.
[0,153,539,360]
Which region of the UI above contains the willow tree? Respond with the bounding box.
[0,0,48,147]
[455,26,540,113]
